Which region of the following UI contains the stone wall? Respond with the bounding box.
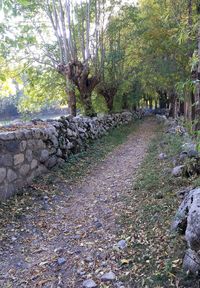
[0,112,137,201]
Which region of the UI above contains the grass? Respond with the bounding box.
[117,126,200,287]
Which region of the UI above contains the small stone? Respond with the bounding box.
[57,257,66,266]
[117,239,127,250]
[172,165,184,177]
[82,279,97,288]
[0,132,15,140]
[116,282,125,288]
[94,221,102,229]
[54,247,63,253]
[20,140,27,152]
[154,192,163,199]
[158,153,167,160]
[31,159,38,170]
[11,236,17,242]
[101,271,116,282]
[188,149,199,158]
[56,148,62,157]
[0,168,6,183]
[45,156,57,168]
[14,153,24,165]
[36,139,46,149]
[19,164,30,176]
[25,149,33,162]
[179,152,188,162]
[40,149,49,162]
[43,195,49,202]
[7,169,17,183]
[85,256,93,263]
[77,269,86,276]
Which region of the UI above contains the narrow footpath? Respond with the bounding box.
[0,119,157,288]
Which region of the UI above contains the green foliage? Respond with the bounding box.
[0,0,199,114]
[18,67,66,113]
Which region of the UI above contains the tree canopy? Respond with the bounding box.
[0,0,199,123]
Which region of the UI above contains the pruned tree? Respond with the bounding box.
[44,0,106,116]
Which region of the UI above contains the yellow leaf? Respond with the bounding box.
[121,259,131,265]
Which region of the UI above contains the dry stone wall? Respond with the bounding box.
[0,112,136,201]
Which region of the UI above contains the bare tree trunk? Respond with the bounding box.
[122,93,128,110]
[67,89,76,116]
[186,0,194,120]
[103,93,115,112]
[169,91,178,118]
[149,98,153,109]
[180,101,184,115]
[80,92,96,117]
[194,25,200,130]
[97,84,117,112]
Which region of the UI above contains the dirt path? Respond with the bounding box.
[0,118,157,288]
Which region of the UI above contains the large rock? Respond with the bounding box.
[14,153,24,165]
[183,249,200,274]
[5,140,20,152]
[0,154,13,166]
[185,188,200,251]
[172,188,200,273]
[171,189,193,232]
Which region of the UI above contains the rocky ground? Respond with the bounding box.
[0,118,156,288]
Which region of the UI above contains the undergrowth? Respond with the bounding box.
[118,127,200,288]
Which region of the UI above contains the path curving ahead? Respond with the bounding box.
[0,118,157,288]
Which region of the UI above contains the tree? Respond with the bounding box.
[14,0,107,116]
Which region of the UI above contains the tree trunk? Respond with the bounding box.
[65,77,76,116]
[105,96,114,112]
[68,90,76,116]
[149,98,153,109]
[169,91,178,118]
[59,61,99,117]
[194,25,200,130]
[158,90,168,109]
[97,84,117,113]
[80,92,96,117]
[186,0,194,121]
[180,101,184,116]
[101,91,115,112]
[122,93,128,110]
[184,93,192,120]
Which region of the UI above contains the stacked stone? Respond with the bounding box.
[0,111,135,200]
[0,124,58,200]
